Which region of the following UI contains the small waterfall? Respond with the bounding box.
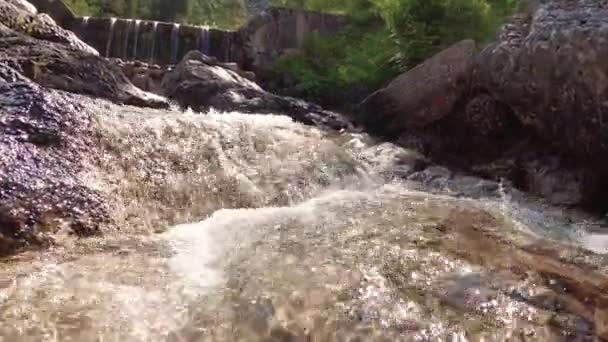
[223,33,232,62]
[170,24,181,64]
[81,16,90,31]
[79,16,90,39]
[198,26,210,55]
[122,19,133,60]
[105,17,117,58]
[149,21,158,64]
[132,20,141,60]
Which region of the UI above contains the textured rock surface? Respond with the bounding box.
[0,0,168,108]
[0,63,110,255]
[360,1,608,208]
[0,23,168,108]
[358,39,476,137]
[0,0,97,55]
[474,0,608,167]
[162,50,351,130]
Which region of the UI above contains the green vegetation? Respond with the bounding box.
[271,0,521,103]
[63,0,248,28]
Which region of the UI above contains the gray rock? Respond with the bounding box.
[474,0,608,167]
[0,22,168,108]
[162,50,351,130]
[358,39,476,136]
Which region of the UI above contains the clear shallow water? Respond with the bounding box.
[1,101,608,341]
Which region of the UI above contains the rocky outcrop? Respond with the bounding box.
[357,2,608,209]
[0,63,110,254]
[0,0,97,55]
[162,50,351,130]
[0,0,168,108]
[474,0,608,168]
[358,39,476,137]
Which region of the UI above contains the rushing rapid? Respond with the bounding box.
[1,100,608,341]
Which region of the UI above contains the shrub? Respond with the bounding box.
[270,0,520,103]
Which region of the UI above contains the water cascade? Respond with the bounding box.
[170,23,180,64]
[132,20,141,60]
[122,19,133,60]
[80,16,89,31]
[1,96,607,340]
[223,32,231,62]
[148,21,158,64]
[105,17,117,57]
[198,26,210,55]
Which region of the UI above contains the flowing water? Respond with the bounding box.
[132,20,141,60]
[149,21,158,64]
[199,27,210,56]
[105,17,117,58]
[2,100,608,341]
[170,24,181,65]
[122,19,133,60]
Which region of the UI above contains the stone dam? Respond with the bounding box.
[29,0,347,71]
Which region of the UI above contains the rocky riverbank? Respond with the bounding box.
[0,0,352,253]
[358,0,608,210]
[5,1,608,340]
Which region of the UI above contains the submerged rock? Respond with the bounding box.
[162,50,351,130]
[0,63,110,254]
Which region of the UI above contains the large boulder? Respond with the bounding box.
[0,63,110,255]
[162,50,351,130]
[0,0,97,55]
[0,23,168,108]
[474,0,608,168]
[358,39,476,137]
[0,0,168,108]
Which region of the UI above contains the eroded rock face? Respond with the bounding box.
[0,63,110,255]
[162,50,351,130]
[0,0,97,55]
[0,0,168,109]
[0,23,168,108]
[358,39,476,137]
[474,0,608,168]
[358,1,608,208]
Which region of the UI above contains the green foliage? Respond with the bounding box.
[273,28,395,99]
[270,0,520,102]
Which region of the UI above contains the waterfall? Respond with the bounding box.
[79,16,90,40]
[122,19,133,60]
[223,33,231,62]
[170,24,181,64]
[105,17,117,58]
[149,21,158,64]
[198,26,210,56]
[81,16,90,31]
[132,20,141,60]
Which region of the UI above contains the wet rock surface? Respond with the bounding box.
[162,50,352,130]
[0,63,111,255]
